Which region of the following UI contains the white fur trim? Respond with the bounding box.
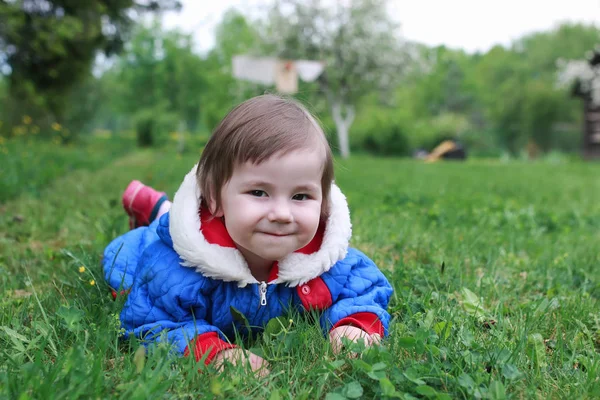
[169,164,352,287]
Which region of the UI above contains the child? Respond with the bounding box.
[103,94,393,373]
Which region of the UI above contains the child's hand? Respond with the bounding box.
[212,348,270,377]
[329,325,381,355]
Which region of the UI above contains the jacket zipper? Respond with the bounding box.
[259,281,267,306]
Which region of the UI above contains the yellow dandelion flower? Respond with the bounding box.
[51,122,62,131]
[12,126,26,136]
[0,136,4,145]
[22,115,32,125]
[31,126,39,134]
[89,280,96,286]
[79,266,86,273]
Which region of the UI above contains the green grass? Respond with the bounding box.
[0,133,137,203]
[0,130,209,204]
[1,150,599,399]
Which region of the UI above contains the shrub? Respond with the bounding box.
[350,106,412,156]
[362,124,411,156]
[408,113,471,151]
[135,112,155,147]
[133,108,178,148]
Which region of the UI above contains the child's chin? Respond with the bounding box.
[257,250,292,262]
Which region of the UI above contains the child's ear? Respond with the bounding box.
[208,198,224,217]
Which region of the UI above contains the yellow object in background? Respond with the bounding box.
[425,140,458,162]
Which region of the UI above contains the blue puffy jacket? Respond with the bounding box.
[103,166,393,363]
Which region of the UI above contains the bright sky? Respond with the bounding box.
[162,0,600,54]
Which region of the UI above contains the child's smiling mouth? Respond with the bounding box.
[260,231,292,237]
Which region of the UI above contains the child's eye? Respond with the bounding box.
[292,194,310,201]
[249,190,267,197]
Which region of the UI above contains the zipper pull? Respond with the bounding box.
[259,281,267,306]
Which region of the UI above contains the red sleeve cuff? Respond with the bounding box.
[331,312,384,336]
[183,332,237,365]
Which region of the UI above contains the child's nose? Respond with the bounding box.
[268,199,293,223]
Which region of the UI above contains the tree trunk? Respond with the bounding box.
[331,101,355,158]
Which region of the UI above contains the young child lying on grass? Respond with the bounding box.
[103,94,393,374]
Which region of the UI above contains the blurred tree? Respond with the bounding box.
[201,9,261,130]
[470,46,527,153]
[0,0,180,133]
[392,23,600,155]
[213,10,261,67]
[61,72,105,139]
[156,28,205,132]
[263,0,406,158]
[472,24,600,154]
[112,21,204,145]
[518,23,599,125]
[521,81,564,152]
[516,23,600,75]
[90,12,260,140]
[85,69,125,133]
[406,46,478,118]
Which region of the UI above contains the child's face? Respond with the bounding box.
[213,147,324,269]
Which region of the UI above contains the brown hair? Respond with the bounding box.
[197,94,334,215]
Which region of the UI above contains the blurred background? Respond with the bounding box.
[1,0,600,162]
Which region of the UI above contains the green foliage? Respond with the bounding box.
[94,18,257,140]
[410,113,472,151]
[133,107,178,148]
[0,0,180,131]
[60,75,107,138]
[199,10,262,132]
[521,81,566,152]
[408,46,478,117]
[0,133,136,203]
[113,22,204,128]
[0,75,6,101]
[516,23,600,74]
[214,10,261,63]
[351,105,411,156]
[391,23,599,156]
[362,124,411,157]
[1,6,598,158]
[134,111,156,148]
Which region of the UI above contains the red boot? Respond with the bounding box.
[122,180,168,229]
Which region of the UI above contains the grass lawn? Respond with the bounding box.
[1,150,599,399]
[0,133,138,203]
